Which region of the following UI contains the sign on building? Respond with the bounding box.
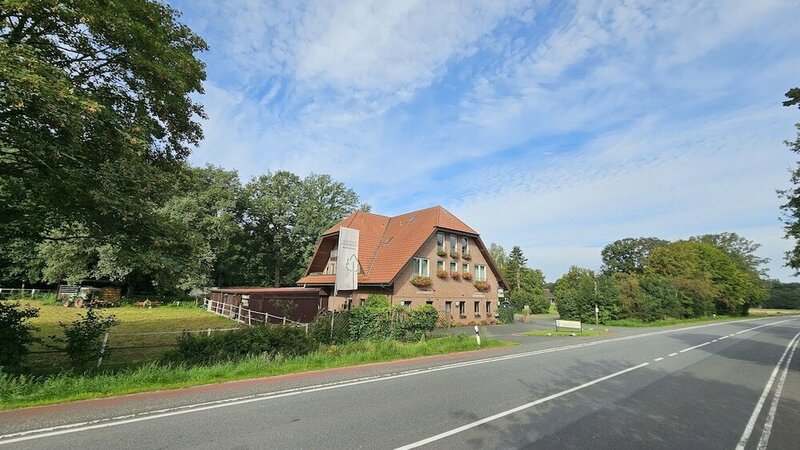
[334,227,359,296]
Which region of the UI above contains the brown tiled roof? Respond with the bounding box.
[298,206,496,286]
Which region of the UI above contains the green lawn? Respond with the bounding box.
[604,315,750,328]
[18,299,242,374]
[520,329,609,337]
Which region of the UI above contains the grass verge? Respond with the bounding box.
[604,315,750,328]
[749,308,800,316]
[0,335,514,411]
[520,329,609,337]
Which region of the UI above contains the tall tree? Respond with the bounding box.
[780,86,800,273]
[0,1,207,251]
[689,233,769,277]
[504,246,527,291]
[601,237,669,274]
[488,243,506,270]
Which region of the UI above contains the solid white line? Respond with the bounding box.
[668,353,678,357]
[736,331,800,450]
[712,339,718,342]
[654,357,664,362]
[756,332,800,450]
[394,363,650,450]
[1,317,792,445]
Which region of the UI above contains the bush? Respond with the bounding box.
[52,308,118,373]
[173,325,317,364]
[310,311,351,345]
[0,302,40,373]
[364,294,390,308]
[498,307,515,324]
[402,305,439,339]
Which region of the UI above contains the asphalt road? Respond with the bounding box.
[1,316,799,449]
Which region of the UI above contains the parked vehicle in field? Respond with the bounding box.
[60,286,110,308]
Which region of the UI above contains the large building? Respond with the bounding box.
[297,206,508,324]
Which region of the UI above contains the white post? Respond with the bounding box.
[594,304,599,325]
[238,304,242,321]
[248,310,252,326]
[207,328,212,337]
[97,331,110,368]
[474,325,481,346]
[282,317,287,325]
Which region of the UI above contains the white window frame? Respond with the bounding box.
[437,232,445,251]
[462,263,469,274]
[450,234,457,253]
[437,260,445,271]
[475,264,487,281]
[461,237,469,254]
[450,261,457,274]
[412,257,430,277]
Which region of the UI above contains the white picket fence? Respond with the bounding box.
[0,288,54,296]
[202,298,310,334]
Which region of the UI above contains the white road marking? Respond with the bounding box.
[736,331,800,450]
[756,331,800,450]
[679,341,712,353]
[654,357,664,362]
[394,363,651,450]
[712,339,718,342]
[668,353,678,357]
[719,336,729,340]
[1,317,792,445]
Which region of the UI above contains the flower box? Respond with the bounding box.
[411,276,432,288]
[450,272,461,280]
[462,272,473,281]
[437,249,447,257]
[473,281,490,292]
[436,269,449,279]
[462,252,472,260]
[449,251,459,259]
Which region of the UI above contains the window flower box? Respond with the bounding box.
[411,276,432,288]
[436,269,449,279]
[437,249,447,257]
[462,272,473,281]
[450,272,461,280]
[449,250,459,259]
[462,252,471,260]
[473,281,490,292]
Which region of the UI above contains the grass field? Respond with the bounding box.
[749,308,800,316]
[520,329,609,337]
[17,299,241,374]
[1,335,514,410]
[604,315,750,328]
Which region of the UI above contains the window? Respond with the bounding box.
[402,301,412,308]
[426,300,434,305]
[324,249,338,274]
[474,301,480,315]
[450,234,457,252]
[412,258,430,276]
[462,237,469,253]
[437,260,444,271]
[450,261,457,273]
[486,301,492,316]
[458,301,465,316]
[462,263,469,274]
[445,301,452,314]
[437,232,445,251]
[475,264,487,281]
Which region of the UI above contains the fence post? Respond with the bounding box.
[238,304,242,321]
[305,323,309,335]
[248,310,252,326]
[207,328,212,336]
[97,331,110,368]
[282,317,286,325]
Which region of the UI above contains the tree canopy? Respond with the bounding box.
[1,0,207,253]
[601,237,669,274]
[780,86,800,273]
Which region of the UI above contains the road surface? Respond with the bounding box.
[1,316,798,449]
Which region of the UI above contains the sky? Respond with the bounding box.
[171,0,800,283]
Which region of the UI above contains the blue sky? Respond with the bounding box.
[171,0,800,282]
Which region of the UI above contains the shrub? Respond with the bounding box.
[53,308,118,373]
[436,269,449,279]
[498,307,515,324]
[0,301,40,373]
[174,325,316,364]
[411,276,432,288]
[310,311,351,345]
[364,294,390,308]
[401,305,439,340]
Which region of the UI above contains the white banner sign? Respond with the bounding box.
[334,227,359,296]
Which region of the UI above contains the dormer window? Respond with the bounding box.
[461,237,469,254]
[450,234,457,253]
[437,232,444,251]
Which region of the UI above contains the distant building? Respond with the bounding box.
[297,206,509,324]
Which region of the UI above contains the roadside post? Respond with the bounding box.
[96,331,110,368]
[595,304,599,324]
[474,325,481,346]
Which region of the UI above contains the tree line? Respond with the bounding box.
[1,166,366,293]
